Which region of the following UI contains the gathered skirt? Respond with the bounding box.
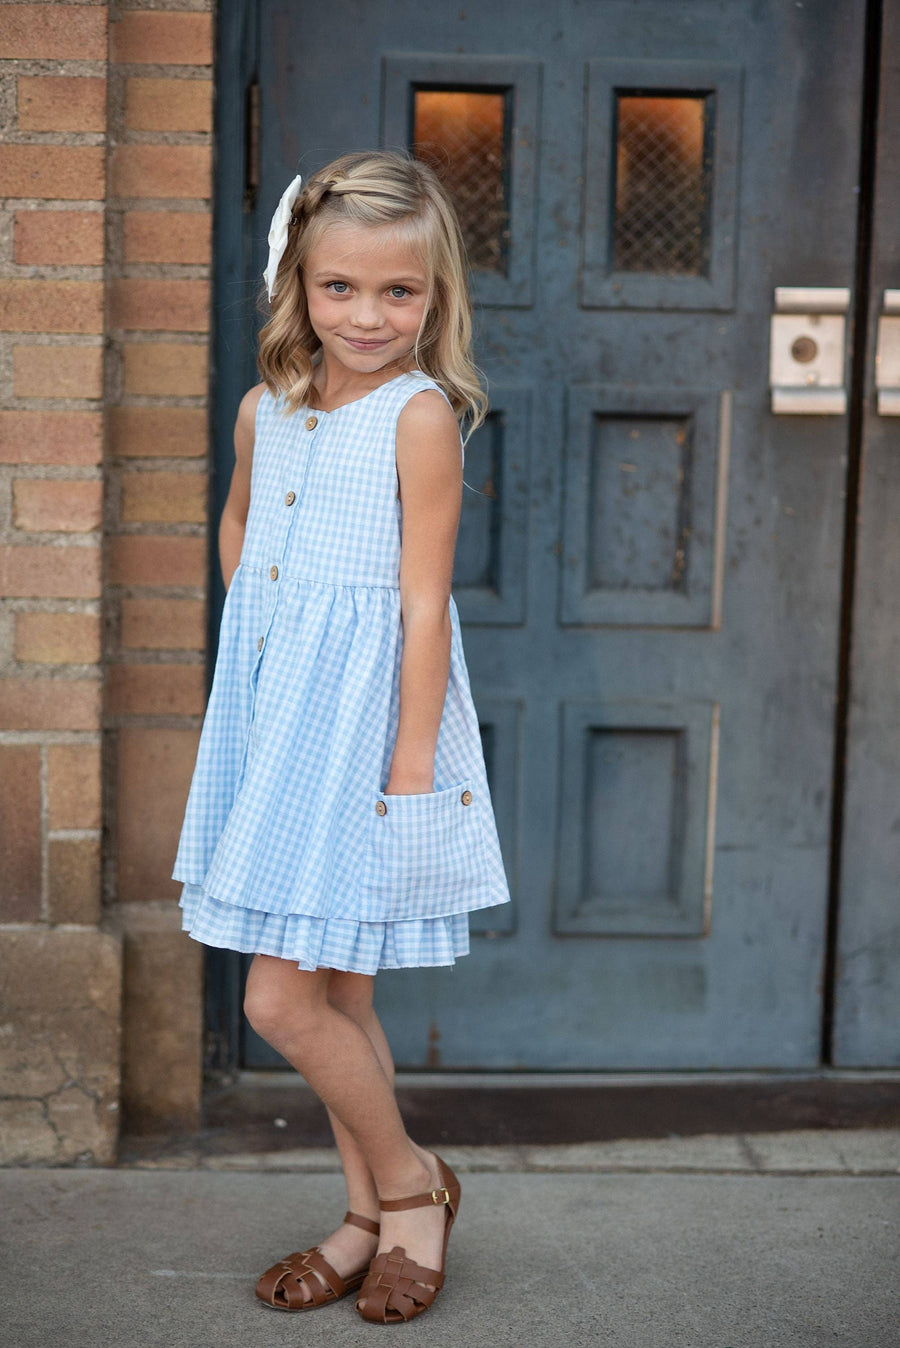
[178,881,470,975]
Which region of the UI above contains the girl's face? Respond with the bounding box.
[303,222,430,379]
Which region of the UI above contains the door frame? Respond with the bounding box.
[203,0,259,1076]
[819,0,885,1063]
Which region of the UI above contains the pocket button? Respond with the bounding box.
[375,799,387,816]
[460,789,473,805]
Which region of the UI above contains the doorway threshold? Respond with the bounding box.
[201,1069,900,1150]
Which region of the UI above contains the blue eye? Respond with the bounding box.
[389,286,410,299]
[327,281,349,294]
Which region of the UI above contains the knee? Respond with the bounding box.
[243,968,321,1048]
[242,979,287,1043]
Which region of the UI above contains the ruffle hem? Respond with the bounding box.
[178,882,470,975]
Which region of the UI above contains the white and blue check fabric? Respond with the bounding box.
[173,370,511,974]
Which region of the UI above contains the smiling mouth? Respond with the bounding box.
[342,336,391,348]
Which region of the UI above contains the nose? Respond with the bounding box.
[349,295,384,330]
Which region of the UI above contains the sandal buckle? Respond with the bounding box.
[431,1187,451,1205]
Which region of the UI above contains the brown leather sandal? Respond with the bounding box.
[254,1210,380,1311]
[355,1155,461,1324]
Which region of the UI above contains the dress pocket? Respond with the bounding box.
[356,777,488,920]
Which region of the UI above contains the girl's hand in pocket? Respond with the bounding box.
[384,770,434,795]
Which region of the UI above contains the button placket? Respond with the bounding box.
[256,409,325,670]
[277,406,324,570]
[244,409,329,782]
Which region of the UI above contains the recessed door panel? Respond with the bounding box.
[454,386,531,626]
[554,698,718,937]
[560,386,725,627]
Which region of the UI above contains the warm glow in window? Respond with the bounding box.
[614,95,710,275]
[413,89,509,274]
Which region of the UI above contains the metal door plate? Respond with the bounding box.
[875,292,900,416]
[769,287,849,415]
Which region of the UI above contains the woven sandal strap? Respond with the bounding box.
[368,1247,445,1289]
[301,1249,347,1302]
[358,1270,439,1322]
[257,1250,338,1310]
[344,1210,380,1235]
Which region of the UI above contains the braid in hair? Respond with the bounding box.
[297,174,342,219]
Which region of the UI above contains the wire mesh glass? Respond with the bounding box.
[413,90,509,275]
[613,95,710,276]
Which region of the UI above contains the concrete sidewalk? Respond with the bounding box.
[4,1130,899,1348]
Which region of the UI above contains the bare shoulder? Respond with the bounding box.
[236,381,267,433]
[233,382,268,464]
[396,388,461,454]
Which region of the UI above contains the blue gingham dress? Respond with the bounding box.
[172,370,511,973]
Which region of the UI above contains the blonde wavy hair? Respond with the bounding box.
[257,150,487,434]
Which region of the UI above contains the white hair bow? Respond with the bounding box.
[263,173,303,301]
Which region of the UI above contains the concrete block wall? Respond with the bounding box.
[0,1,213,1163]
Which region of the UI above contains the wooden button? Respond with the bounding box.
[285,490,296,506]
[461,789,473,805]
[257,636,264,651]
[305,416,318,430]
[269,564,278,580]
[375,799,387,815]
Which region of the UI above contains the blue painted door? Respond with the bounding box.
[214,1,887,1069]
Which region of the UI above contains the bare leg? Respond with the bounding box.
[292,972,392,1302]
[245,956,447,1307]
[325,968,395,1221]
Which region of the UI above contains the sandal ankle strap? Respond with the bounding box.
[378,1156,460,1215]
[379,1185,453,1212]
[344,1210,380,1234]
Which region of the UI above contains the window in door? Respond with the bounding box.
[582,59,742,309]
[613,94,712,277]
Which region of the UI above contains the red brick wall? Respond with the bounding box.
[105,5,211,915]
[1,3,108,930]
[0,1,212,1156]
[106,3,212,1132]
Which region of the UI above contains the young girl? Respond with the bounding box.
[171,150,512,1324]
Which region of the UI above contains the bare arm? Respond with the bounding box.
[219,384,264,589]
[386,390,463,795]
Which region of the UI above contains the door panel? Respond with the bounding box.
[560,385,725,627]
[229,0,869,1068]
[834,3,900,1065]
